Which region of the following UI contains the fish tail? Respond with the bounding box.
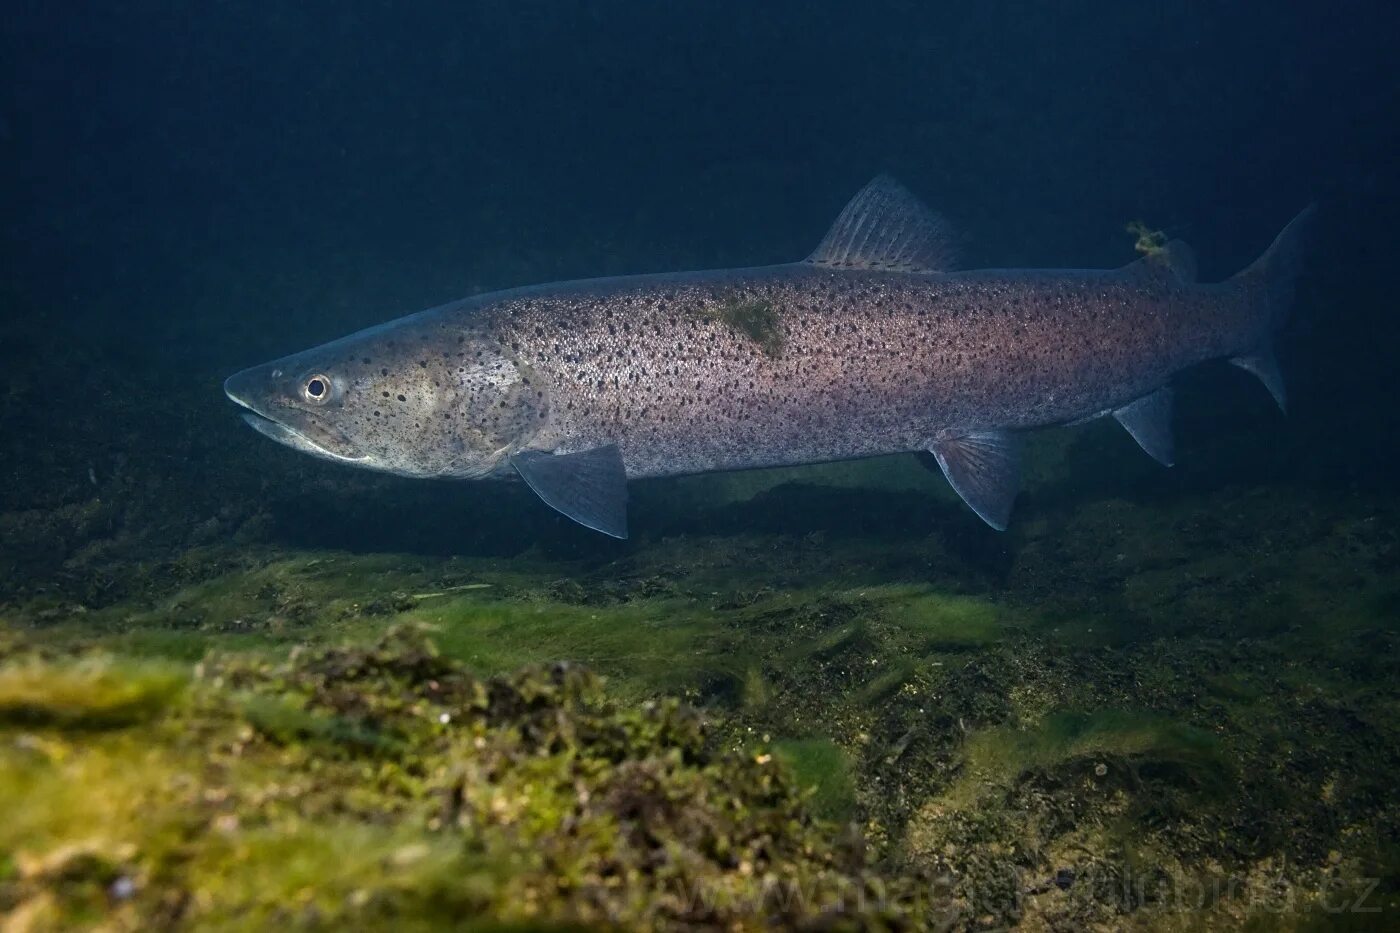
[1225,204,1317,413]
[1232,204,1317,333]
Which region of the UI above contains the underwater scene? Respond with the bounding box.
[2,2,1397,930]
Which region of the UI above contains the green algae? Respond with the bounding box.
[773,738,857,821]
[707,297,785,358]
[937,709,1229,810]
[238,692,402,754]
[878,588,1016,650]
[1126,219,1169,256]
[0,659,187,729]
[0,625,938,930]
[407,594,741,699]
[3,446,1400,929]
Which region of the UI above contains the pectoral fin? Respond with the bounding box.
[1113,387,1175,466]
[510,445,629,539]
[927,430,1021,530]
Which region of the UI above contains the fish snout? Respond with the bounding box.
[224,367,255,407]
[223,363,283,414]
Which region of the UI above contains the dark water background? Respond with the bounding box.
[1,3,1399,926]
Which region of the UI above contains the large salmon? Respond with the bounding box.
[225,176,1312,536]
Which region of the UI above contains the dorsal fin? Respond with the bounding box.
[1123,239,1197,283]
[806,175,957,273]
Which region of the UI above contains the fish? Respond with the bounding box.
[224,176,1313,538]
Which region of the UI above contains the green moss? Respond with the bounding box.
[0,658,186,728]
[239,693,403,754]
[0,626,933,929]
[4,472,1400,930]
[773,738,857,821]
[412,595,750,700]
[740,666,771,711]
[184,825,486,929]
[940,709,1229,810]
[881,588,1013,649]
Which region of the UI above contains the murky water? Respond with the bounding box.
[2,3,1396,928]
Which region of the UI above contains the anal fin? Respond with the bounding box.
[927,430,1021,530]
[1230,346,1287,413]
[511,444,629,538]
[1113,387,1175,466]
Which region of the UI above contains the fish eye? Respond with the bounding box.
[302,374,332,404]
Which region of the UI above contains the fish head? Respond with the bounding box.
[224,320,546,478]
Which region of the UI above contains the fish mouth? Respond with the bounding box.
[224,382,367,464]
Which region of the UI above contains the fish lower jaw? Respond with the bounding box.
[235,410,369,465]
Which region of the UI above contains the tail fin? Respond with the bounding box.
[1228,204,1317,412]
[1233,204,1316,328]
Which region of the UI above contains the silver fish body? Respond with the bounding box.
[225,177,1311,536]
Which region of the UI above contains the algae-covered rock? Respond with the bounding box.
[3,424,1399,930]
[0,625,934,930]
